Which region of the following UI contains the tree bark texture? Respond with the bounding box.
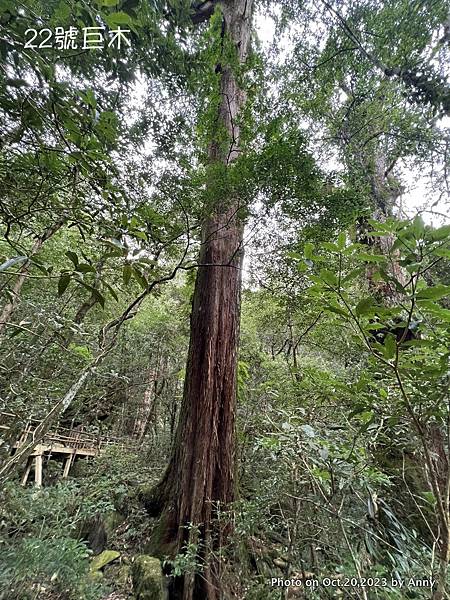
[355,151,407,303]
[148,1,253,598]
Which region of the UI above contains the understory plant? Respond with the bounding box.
[301,217,450,598]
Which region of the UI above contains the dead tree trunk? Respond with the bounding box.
[146,1,253,598]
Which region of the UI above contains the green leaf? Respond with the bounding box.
[311,467,330,481]
[392,237,405,252]
[65,251,79,268]
[69,344,93,361]
[412,215,425,238]
[77,263,96,274]
[405,262,421,274]
[132,267,147,290]
[31,257,51,275]
[365,322,387,331]
[337,231,346,251]
[416,299,441,311]
[322,242,339,252]
[5,78,29,88]
[402,339,434,347]
[432,247,450,259]
[133,232,148,242]
[355,297,374,316]
[417,301,450,322]
[349,404,368,418]
[123,264,132,286]
[319,269,338,287]
[355,253,385,263]
[304,242,314,260]
[416,285,450,300]
[325,303,348,318]
[389,277,407,294]
[80,89,96,108]
[430,225,450,241]
[343,243,361,255]
[368,219,387,230]
[421,491,436,506]
[105,11,133,26]
[103,281,119,302]
[58,273,71,296]
[383,333,397,360]
[342,267,364,283]
[371,341,386,355]
[358,410,374,424]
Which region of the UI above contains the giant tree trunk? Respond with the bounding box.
[147,1,253,599]
[355,150,407,303]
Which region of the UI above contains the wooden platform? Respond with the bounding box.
[1,412,136,487]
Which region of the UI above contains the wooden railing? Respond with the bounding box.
[0,411,137,454]
[0,411,138,486]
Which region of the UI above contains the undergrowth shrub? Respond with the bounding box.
[0,447,161,599]
[0,537,101,600]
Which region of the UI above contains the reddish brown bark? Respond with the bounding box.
[147,1,253,598]
[156,209,243,598]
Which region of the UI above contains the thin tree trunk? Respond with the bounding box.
[134,367,166,441]
[59,260,105,346]
[134,364,155,439]
[0,217,65,334]
[147,1,253,598]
